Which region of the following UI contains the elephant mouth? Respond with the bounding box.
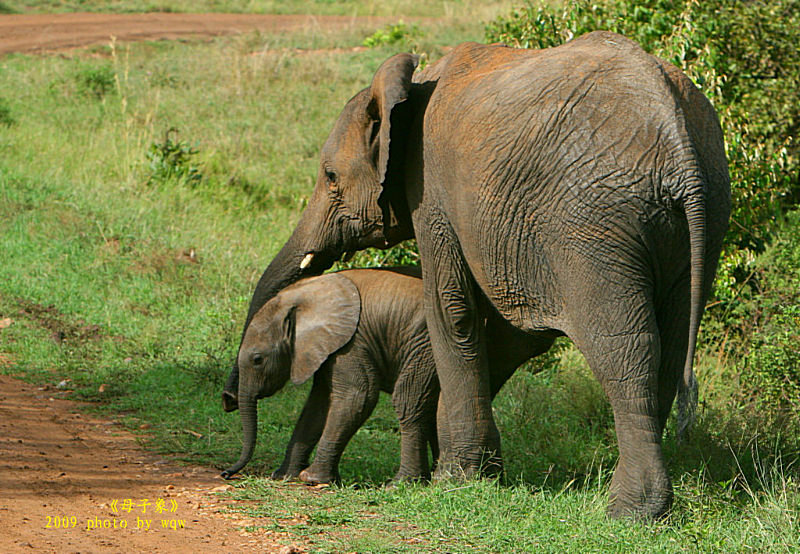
[296,248,341,275]
[299,252,315,269]
[297,248,356,275]
[221,391,238,412]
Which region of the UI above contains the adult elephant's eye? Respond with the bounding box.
[325,169,337,184]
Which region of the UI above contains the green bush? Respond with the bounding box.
[486,0,800,303]
[0,97,14,127]
[331,239,420,271]
[739,210,800,416]
[363,21,423,48]
[74,63,116,99]
[146,128,203,187]
[745,307,800,409]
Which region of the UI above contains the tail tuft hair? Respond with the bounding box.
[676,370,698,443]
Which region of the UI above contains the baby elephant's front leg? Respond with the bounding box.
[272,377,331,480]
[299,372,379,485]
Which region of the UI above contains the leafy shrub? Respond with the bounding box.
[332,240,419,272]
[146,128,203,187]
[739,210,800,415]
[363,21,422,48]
[745,307,800,411]
[0,97,14,127]
[74,64,116,99]
[486,0,800,305]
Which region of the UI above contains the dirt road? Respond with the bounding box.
[0,12,391,55]
[0,374,305,553]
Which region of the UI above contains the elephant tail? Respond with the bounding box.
[676,193,705,442]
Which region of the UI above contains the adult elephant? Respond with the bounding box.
[223,31,731,520]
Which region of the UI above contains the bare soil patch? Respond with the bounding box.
[13,297,106,345]
[0,374,303,553]
[0,12,393,55]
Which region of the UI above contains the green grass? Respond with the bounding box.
[225,473,800,552]
[1,5,800,552]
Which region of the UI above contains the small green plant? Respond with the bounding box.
[146,128,203,187]
[74,64,116,99]
[363,21,422,48]
[0,97,14,127]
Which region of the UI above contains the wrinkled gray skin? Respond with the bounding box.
[224,32,731,519]
[221,267,549,483]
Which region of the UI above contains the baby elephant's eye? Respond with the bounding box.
[251,353,265,367]
[325,170,337,184]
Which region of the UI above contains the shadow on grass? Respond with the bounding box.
[493,352,800,499]
[666,405,800,497]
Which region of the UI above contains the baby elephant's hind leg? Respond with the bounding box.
[391,356,439,483]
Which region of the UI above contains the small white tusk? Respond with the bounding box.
[300,253,314,269]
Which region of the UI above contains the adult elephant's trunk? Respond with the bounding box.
[221,395,259,479]
[676,194,705,441]
[222,197,338,412]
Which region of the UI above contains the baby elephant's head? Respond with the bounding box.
[236,273,362,401]
[238,301,295,399]
[222,273,361,479]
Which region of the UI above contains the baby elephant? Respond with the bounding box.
[221,267,551,483]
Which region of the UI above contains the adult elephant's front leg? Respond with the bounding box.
[419,222,500,478]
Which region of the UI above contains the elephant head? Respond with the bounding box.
[222,53,419,412]
[221,273,361,478]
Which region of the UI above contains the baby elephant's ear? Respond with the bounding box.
[281,273,361,385]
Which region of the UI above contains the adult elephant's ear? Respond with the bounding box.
[369,53,419,185]
[280,273,361,385]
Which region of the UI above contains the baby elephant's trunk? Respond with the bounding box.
[221,396,258,479]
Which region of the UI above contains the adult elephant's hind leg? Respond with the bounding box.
[569,300,671,521]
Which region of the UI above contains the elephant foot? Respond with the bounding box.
[432,457,465,482]
[607,450,673,521]
[298,465,339,485]
[389,471,430,486]
[607,488,673,522]
[270,466,304,481]
[432,450,503,482]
